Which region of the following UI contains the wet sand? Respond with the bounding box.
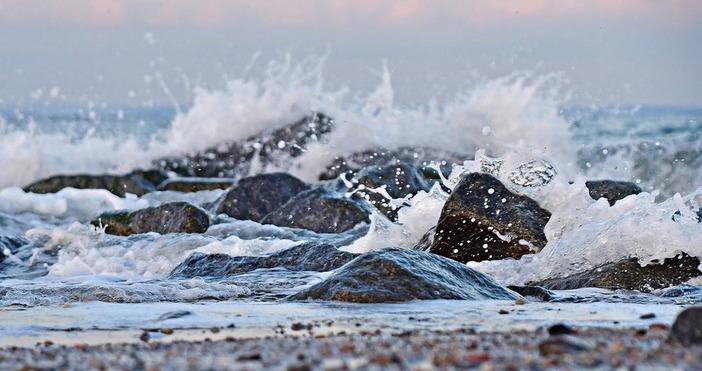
[1,325,700,370]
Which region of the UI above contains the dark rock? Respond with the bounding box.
[0,236,30,263]
[156,113,333,178]
[210,173,308,222]
[91,202,211,236]
[506,285,555,302]
[585,180,642,206]
[668,307,702,345]
[23,169,167,197]
[547,324,576,335]
[261,188,370,234]
[289,247,521,303]
[169,242,357,279]
[531,253,701,292]
[346,163,431,220]
[158,178,235,193]
[429,173,551,263]
[539,335,592,355]
[319,146,465,181]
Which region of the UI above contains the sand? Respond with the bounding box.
[1,325,700,370]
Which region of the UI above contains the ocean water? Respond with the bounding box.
[1,59,701,344]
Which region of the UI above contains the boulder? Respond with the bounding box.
[530,253,701,292]
[347,162,431,220]
[91,202,211,236]
[261,188,371,234]
[169,242,357,279]
[585,180,642,206]
[668,307,702,345]
[429,173,551,263]
[156,113,333,178]
[319,146,463,181]
[23,169,168,197]
[158,178,235,193]
[289,247,521,303]
[210,173,308,222]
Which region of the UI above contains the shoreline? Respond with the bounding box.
[1,326,700,370]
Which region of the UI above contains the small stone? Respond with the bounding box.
[209,327,220,334]
[639,313,656,319]
[515,298,526,305]
[539,335,592,356]
[547,324,576,336]
[498,309,509,315]
[160,328,174,335]
[668,306,702,345]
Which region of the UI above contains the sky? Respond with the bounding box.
[1,0,701,107]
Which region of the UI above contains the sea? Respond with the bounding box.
[1,59,701,346]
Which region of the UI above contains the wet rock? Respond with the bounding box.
[92,202,211,236]
[210,173,308,222]
[157,178,235,193]
[289,247,522,303]
[429,172,551,263]
[585,180,642,206]
[319,146,465,181]
[547,324,577,336]
[261,188,371,234]
[0,236,30,263]
[506,285,555,302]
[539,335,592,355]
[23,169,168,197]
[156,113,333,178]
[345,162,431,220]
[169,243,357,279]
[531,253,701,292]
[668,306,702,345]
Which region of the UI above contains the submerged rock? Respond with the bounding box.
[261,188,371,234]
[429,173,551,263]
[169,243,357,279]
[585,180,642,206]
[210,173,308,222]
[157,178,235,193]
[23,169,168,197]
[92,202,211,236]
[347,162,432,220]
[668,307,702,345]
[531,253,701,292]
[289,247,521,303]
[156,113,333,178]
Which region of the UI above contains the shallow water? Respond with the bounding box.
[1,59,701,344]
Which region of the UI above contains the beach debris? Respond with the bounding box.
[289,247,522,303]
[91,202,211,236]
[430,172,551,263]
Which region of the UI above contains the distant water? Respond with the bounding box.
[0,59,701,342]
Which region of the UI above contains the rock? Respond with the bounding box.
[506,285,555,302]
[156,113,333,178]
[319,146,465,181]
[23,169,168,197]
[92,202,211,236]
[531,253,701,292]
[210,173,308,222]
[289,247,522,303]
[585,180,642,206]
[261,188,371,234]
[0,236,30,263]
[429,173,551,263]
[539,335,592,355]
[157,178,235,193]
[346,162,432,220]
[169,242,357,279]
[668,307,702,345]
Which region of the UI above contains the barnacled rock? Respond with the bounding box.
[91,202,211,236]
[210,173,308,222]
[261,188,371,234]
[289,247,521,303]
[156,113,333,178]
[429,172,551,263]
[531,253,701,292]
[23,169,168,197]
[169,243,357,279]
[585,180,642,206]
